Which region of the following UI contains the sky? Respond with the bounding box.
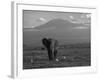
[23,10,91,29]
[23,10,91,45]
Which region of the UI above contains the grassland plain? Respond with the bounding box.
[23,43,90,69]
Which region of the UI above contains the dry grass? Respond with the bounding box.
[23,43,90,69]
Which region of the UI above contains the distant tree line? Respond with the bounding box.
[23,43,90,51]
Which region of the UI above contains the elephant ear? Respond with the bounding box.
[42,38,48,46]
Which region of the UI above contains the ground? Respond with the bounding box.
[23,43,90,69]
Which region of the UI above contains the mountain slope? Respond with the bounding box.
[34,19,86,30]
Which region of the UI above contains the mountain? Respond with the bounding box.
[33,19,86,30]
[23,19,90,46]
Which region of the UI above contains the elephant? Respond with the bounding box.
[49,38,58,60]
[42,38,58,61]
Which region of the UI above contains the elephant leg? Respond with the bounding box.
[47,48,53,61]
[54,50,57,59]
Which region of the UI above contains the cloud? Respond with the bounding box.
[73,26,89,29]
[31,26,35,28]
[69,16,74,20]
[81,14,91,19]
[86,14,91,18]
[38,17,46,22]
[70,20,81,24]
[80,15,85,18]
[69,16,82,24]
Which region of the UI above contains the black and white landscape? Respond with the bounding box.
[23,10,91,69]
